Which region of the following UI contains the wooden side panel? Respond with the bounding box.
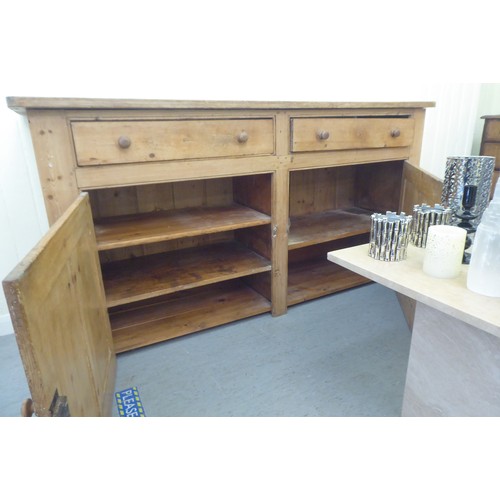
[27,111,79,225]
[270,168,289,316]
[408,109,426,166]
[233,174,272,215]
[399,161,443,214]
[3,193,115,417]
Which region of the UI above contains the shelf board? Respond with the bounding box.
[109,281,271,353]
[288,208,372,250]
[287,258,371,306]
[94,203,271,251]
[102,242,271,307]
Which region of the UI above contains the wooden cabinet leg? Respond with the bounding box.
[21,398,34,417]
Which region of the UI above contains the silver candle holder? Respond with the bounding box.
[441,156,495,227]
[369,211,412,262]
[410,203,453,248]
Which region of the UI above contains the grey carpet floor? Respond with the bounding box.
[0,283,411,417]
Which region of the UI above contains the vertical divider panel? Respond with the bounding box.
[271,111,291,316]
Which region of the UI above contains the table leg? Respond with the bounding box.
[402,301,500,416]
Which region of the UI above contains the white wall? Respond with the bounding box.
[1,1,499,335]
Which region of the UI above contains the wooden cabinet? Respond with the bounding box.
[480,115,500,198]
[5,98,440,415]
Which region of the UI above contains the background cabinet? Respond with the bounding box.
[7,98,438,354]
[480,115,500,198]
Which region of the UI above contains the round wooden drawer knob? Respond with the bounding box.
[237,131,249,143]
[118,136,132,148]
[317,130,330,141]
[390,129,401,138]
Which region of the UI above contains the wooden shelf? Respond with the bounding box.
[287,258,371,306]
[109,280,271,353]
[288,208,372,250]
[102,242,271,307]
[94,203,271,251]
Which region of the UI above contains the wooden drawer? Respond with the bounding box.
[71,118,275,166]
[290,117,415,153]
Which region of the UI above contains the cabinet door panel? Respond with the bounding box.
[399,161,443,214]
[3,193,116,416]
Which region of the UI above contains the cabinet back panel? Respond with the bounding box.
[354,161,403,213]
[98,232,235,264]
[89,178,233,219]
[289,166,357,216]
[288,234,369,264]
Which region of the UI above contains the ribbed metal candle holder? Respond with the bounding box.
[410,203,453,248]
[369,211,412,262]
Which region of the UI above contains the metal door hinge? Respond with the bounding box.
[49,389,70,417]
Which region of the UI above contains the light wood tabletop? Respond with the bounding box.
[328,243,500,338]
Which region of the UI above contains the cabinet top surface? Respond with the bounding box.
[6,96,435,112]
[328,244,500,337]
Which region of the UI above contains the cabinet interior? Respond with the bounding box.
[86,161,406,347]
[88,174,273,352]
[287,160,403,305]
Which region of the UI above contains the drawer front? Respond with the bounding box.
[71,118,274,166]
[291,117,415,153]
[483,119,500,142]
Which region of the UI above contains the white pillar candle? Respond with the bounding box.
[423,225,467,279]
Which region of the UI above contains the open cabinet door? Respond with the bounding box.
[3,193,116,416]
[397,161,444,330]
[399,161,443,214]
